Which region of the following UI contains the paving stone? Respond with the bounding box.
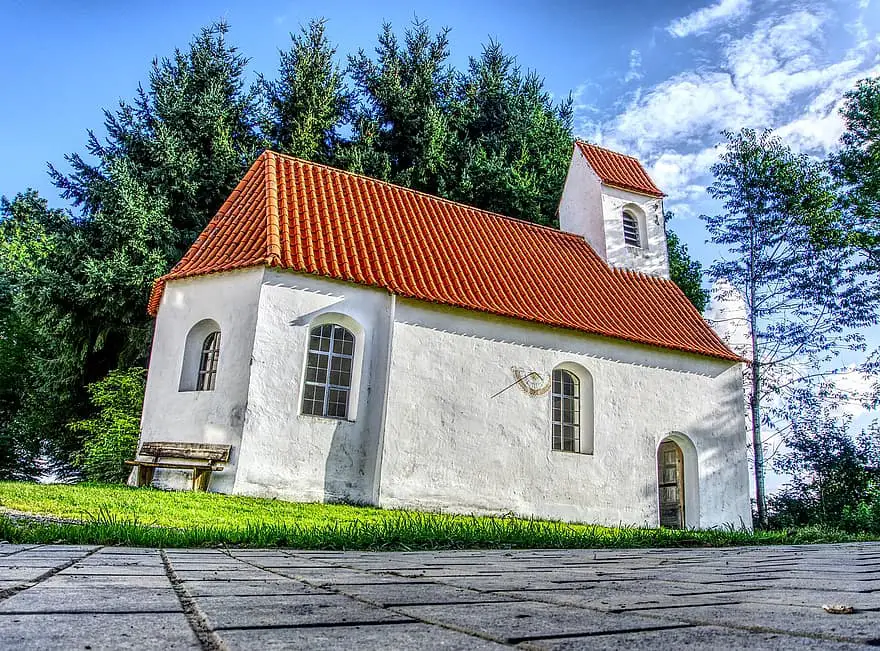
[216,621,507,649]
[183,579,321,597]
[0,612,200,650]
[627,601,880,643]
[39,574,173,588]
[521,625,871,650]
[333,581,516,606]
[0,586,182,613]
[195,593,414,630]
[172,569,281,581]
[395,600,688,644]
[499,588,744,612]
[0,567,55,581]
[59,564,168,575]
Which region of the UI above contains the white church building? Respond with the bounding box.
[138,141,752,529]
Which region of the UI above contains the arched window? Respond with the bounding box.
[622,210,641,247]
[196,331,221,391]
[302,324,355,419]
[552,369,581,452]
[179,319,221,392]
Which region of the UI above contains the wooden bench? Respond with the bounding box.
[125,441,231,491]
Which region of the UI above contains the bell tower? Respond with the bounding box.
[558,141,670,279]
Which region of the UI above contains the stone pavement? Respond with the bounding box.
[0,542,878,649]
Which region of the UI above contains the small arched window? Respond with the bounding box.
[622,210,641,248]
[302,324,355,419]
[196,331,221,391]
[552,369,581,452]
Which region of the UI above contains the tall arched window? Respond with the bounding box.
[552,369,581,452]
[196,331,221,391]
[622,210,641,248]
[302,324,355,419]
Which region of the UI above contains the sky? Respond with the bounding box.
[1,0,878,486]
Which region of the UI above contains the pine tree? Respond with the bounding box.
[259,19,350,161]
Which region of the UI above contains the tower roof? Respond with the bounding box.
[149,150,738,362]
[575,140,665,197]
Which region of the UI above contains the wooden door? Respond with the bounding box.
[658,441,684,529]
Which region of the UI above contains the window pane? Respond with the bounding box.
[327,388,349,419]
[332,327,354,355]
[306,352,329,383]
[302,384,325,416]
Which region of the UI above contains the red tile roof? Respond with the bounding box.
[148,150,738,361]
[576,141,664,197]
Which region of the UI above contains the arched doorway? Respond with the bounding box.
[657,440,685,528]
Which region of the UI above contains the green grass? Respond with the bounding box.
[0,481,874,549]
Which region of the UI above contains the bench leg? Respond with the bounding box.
[192,468,212,492]
[137,466,155,488]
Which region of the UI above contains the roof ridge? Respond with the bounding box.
[264,150,584,242]
[264,151,282,266]
[574,139,643,162]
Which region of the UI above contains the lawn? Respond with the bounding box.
[0,481,873,549]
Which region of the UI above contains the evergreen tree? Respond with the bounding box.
[664,212,708,312]
[342,20,456,192]
[27,22,261,469]
[259,19,350,161]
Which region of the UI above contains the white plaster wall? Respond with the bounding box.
[139,268,264,492]
[232,271,393,505]
[558,147,606,258]
[379,299,752,529]
[601,186,670,278]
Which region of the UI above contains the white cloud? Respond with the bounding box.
[667,0,751,38]
[649,146,720,200]
[584,5,879,201]
[625,49,643,83]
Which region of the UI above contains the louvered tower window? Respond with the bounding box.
[622,210,641,247]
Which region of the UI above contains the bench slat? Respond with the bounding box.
[138,441,231,462]
[125,460,225,471]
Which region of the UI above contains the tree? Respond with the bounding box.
[444,41,573,226]
[25,22,261,470]
[703,129,865,526]
[258,19,350,161]
[830,76,880,275]
[342,20,457,193]
[0,191,77,478]
[341,20,573,225]
[664,212,709,312]
[769,385,880,533]
[71,368,146,483]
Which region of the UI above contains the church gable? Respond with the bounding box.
[149,149,738,362]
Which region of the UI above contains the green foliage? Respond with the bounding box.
[259,19,350,160]
[830,76,880,273]
[664,212,708,312]
[0,482,873,548]
[769,393,879,534]
[70,368,146,483]
[342,21,573,225]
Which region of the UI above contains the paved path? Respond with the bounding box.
[0,543,878,649]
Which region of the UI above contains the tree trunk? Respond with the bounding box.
[750,322,766,527]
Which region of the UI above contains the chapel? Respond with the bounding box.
[135,141,752,529]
